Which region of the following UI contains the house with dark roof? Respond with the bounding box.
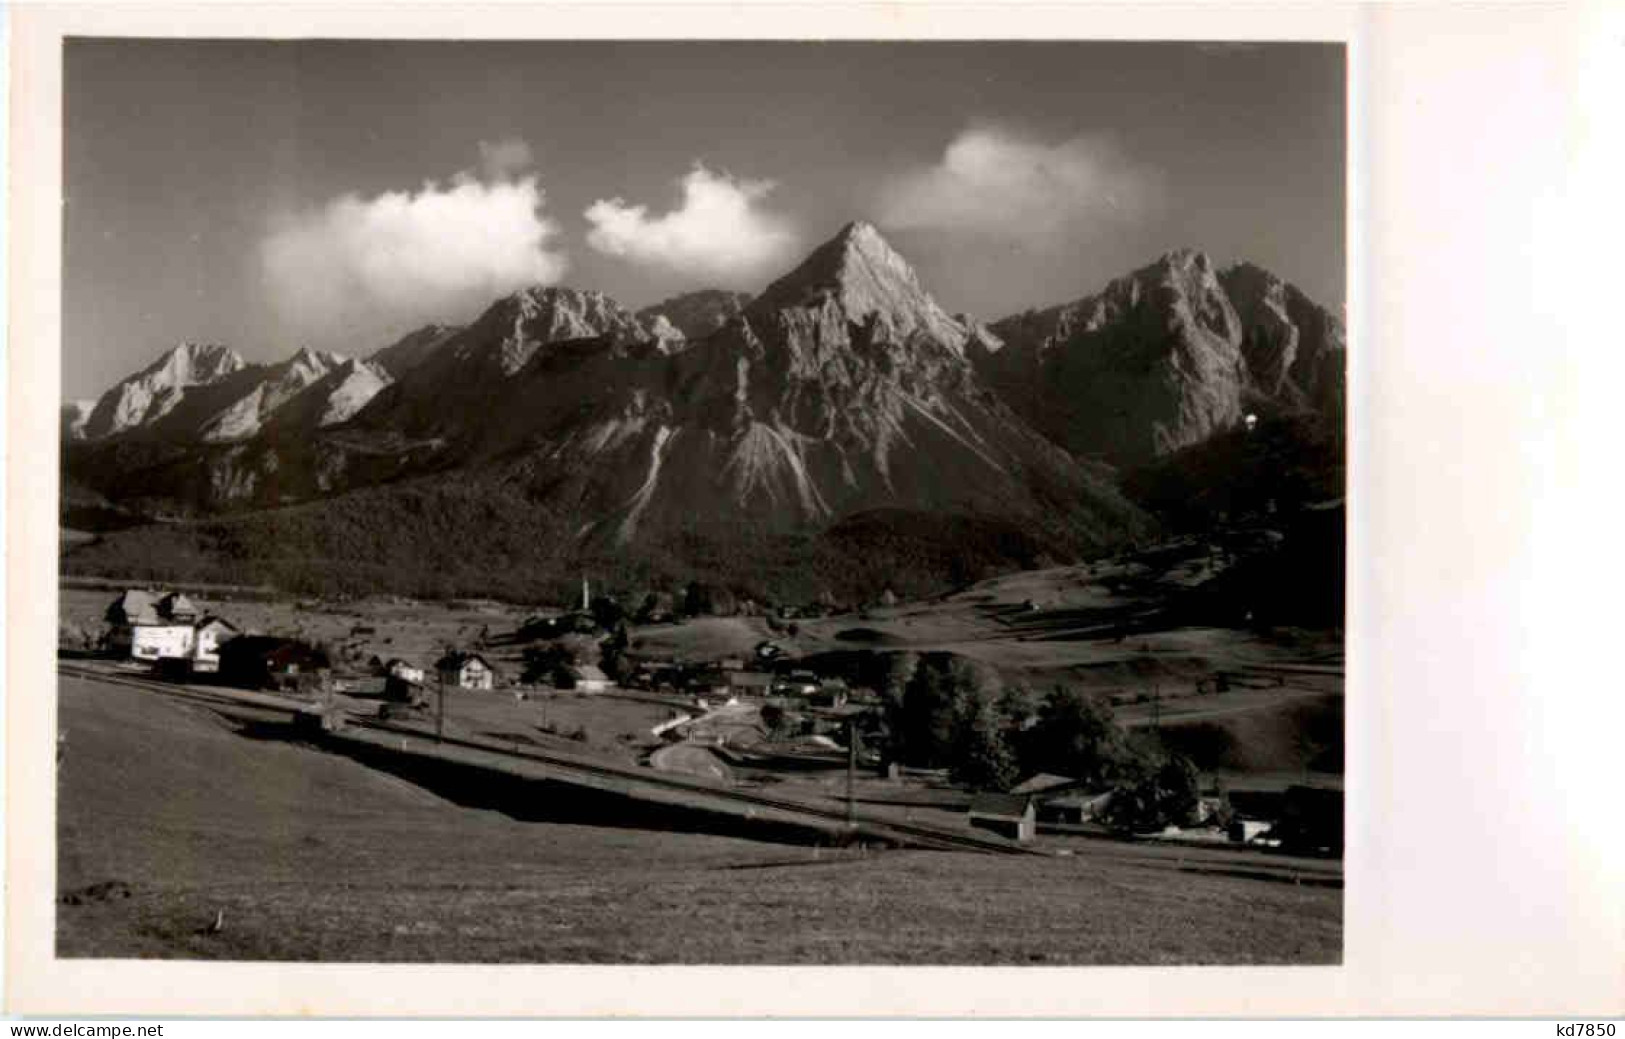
[967,792,1037,843]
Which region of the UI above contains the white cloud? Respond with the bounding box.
[878,127,1159,237]
[262,146,567,345]
[584,165,799,283]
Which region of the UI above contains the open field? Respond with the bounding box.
[57,673,1340,963]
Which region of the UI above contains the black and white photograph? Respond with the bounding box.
[49,36,1350,967]
[8,0,1625,1023]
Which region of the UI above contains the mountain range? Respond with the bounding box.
[61,222,1344,602]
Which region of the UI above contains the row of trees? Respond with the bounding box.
[878,652,1200,833]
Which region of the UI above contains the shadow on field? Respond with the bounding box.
[311,734,856,849]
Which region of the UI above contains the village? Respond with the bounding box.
[58,566,1343,858]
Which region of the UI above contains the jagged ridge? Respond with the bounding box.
[983,248,1344,467]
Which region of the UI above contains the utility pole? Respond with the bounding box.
[845,716,857,827]
[437,676,446,744]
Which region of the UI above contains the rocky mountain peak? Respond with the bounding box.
[747,221,970,353]
[468,285,658,374]
[284,346,346,381]
[289,345,342,365]
[79,342,250,440]
[139,342,248,385]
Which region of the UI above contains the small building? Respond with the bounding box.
[385,658,426,685]
[565,663,610,693]
[190,616,239,673]
[219,636,330,690]
[967,792,1037,843]
[435,651,495,690]
[1009,773,1113,826]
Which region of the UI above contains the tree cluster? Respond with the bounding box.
[879,652,1199,832]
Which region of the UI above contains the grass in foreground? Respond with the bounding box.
[57,675,1339,964]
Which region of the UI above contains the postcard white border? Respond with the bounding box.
[9,0,1624,1019]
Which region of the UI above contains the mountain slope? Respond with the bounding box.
[196,347,353,442]
[367,324,464,379]
[636,289,750,341]
[262,356,394,434]
[1218,262,1346,424]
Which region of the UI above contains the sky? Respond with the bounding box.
[63,39,1345,400]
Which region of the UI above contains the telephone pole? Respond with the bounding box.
[436,676,446,744]
[845,716,858,827]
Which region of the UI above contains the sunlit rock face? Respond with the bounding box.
[984,250,1344,467]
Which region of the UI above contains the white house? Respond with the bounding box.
[132,623,196,663]
[106,589,200,662]
[191,616,239,673]
[435,651,495,690]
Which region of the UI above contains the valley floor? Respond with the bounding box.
[57,674,1340,964]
